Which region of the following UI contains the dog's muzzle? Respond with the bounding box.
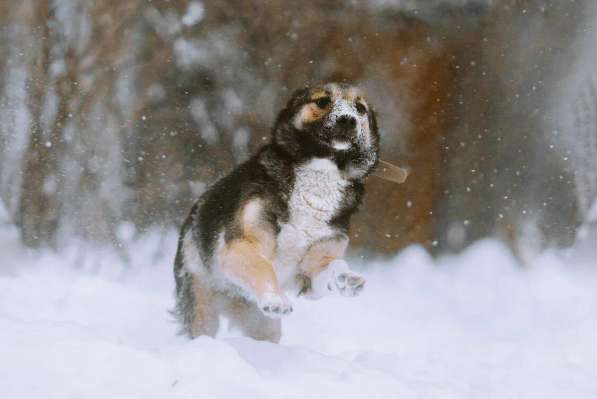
[331,115,357,151]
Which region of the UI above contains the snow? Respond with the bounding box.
[588,199,597,223]
[182,1,205,27]
[1,228,597,398]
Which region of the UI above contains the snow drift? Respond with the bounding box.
[1,226,596,398]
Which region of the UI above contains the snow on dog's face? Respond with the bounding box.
[273,83,380,166]
[293,83,373,151]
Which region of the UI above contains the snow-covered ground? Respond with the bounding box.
[1,223,596,399]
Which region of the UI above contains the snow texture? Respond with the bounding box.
[1,227,596,398]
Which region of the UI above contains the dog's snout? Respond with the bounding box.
[336,115,356,130]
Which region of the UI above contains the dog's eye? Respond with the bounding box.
[314,97,331,109]
[355,102,367,115]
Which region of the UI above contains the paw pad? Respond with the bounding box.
[334,272,366,297]
[258,292,293,318]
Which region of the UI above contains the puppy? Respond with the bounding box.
[172,83,379,343]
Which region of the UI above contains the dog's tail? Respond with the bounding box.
[170,204,203,337]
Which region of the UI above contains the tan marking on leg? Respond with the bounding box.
[217,199,282,300]
[189,275,219,338]
[219,238,282,299]
[300,236,348,278]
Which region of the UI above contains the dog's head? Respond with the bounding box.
[272,83,379,177]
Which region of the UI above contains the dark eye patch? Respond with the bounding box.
[314,97,331,109]
[355,102,367,115]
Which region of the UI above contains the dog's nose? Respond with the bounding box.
[336,115,356,130]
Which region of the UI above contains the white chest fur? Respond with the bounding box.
[274,158,348,288]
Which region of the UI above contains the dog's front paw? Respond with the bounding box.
[258,291,293,318]
[333,271,366,297]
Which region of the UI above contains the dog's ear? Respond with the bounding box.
[287,86,311,108]
[368,107,380,144]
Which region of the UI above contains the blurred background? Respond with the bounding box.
[0,0,596,261]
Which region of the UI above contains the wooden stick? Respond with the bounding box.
[372,159,408,184]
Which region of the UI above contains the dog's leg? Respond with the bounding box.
[188,274,220,338]
[217,199,292,318]
[219,239,292,318]
[325,259,366,297]
[220,295,282,343]
[300,236,365,298]
[174,227,219,338]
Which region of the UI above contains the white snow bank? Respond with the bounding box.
[1,229,596,399]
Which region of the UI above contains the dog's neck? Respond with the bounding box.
[267,141,362,182]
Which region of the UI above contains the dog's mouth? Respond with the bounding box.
[321,126,357,152]
[331,138,352,151]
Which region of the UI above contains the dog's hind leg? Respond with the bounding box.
[188,275,220,338]
[174,227,220,338]
[173,269,220,338]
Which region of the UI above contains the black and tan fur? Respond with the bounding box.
[173,83,380,343]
